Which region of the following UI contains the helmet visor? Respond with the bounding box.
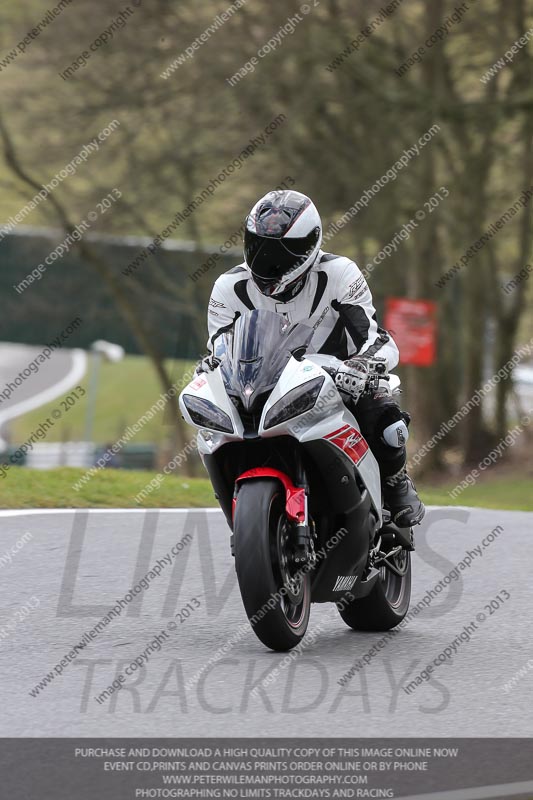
[244,228,320,292]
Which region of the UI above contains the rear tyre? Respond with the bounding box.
[338,547,411,631]
[234,479,311,651]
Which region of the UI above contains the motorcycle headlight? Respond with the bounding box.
[182,395,234,433]
[263,377,325,430]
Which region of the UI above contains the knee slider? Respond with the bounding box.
[381,419,409,448]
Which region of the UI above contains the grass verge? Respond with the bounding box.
[419,476,533,512]
[0,467,532,511]
[0,467,215,509]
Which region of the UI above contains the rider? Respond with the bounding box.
[202,189,425,527]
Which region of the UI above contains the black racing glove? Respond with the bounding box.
[195,354,220,375]
[334,357,371,401]
[334,355,388,400]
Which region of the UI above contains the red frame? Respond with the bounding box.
[233,467,306,523]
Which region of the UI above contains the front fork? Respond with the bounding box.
[232,465,313,566]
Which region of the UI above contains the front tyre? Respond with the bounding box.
[338,548,411,631]
[233,479,311,651]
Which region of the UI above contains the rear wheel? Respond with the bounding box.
[338,545,411,631]
[234,479,311,651]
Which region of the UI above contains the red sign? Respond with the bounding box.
[384,298,437,367]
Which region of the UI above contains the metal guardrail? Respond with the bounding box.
[1,442,157,471]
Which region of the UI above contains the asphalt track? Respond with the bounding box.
[0,506,531,737]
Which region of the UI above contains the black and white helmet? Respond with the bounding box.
[243,190,322,300]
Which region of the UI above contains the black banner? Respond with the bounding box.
[1,738,533,799]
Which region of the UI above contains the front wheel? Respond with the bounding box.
[338,546,411,631]
[233,479,311,651]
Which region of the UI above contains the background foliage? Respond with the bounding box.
[1,0,533,471]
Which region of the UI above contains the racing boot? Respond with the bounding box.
[383,469,425,527]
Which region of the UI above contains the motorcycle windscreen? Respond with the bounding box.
[220,309,314,410]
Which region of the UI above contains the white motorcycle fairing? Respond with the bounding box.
[179,352,385,524]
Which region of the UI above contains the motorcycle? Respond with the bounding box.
[179,309,414,652]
